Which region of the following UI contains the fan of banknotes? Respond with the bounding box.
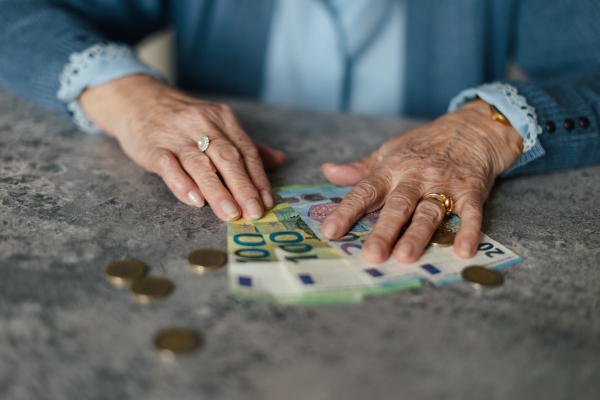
[227,185,522,305]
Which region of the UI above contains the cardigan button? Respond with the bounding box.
[546,121,556,133]
[564,119,575,131]
[579,117,590,128]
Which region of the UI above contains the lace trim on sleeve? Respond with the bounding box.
[57,43,134,102]
[56,43,135,134]
[474,82,543,152]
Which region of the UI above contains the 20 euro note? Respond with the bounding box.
[277,186,522,286]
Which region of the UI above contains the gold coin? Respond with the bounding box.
[461,266,504,287]
[188,249,227,273]
[428,228,455,247]
[154,328,202,354]
[105,260,148,288]
[131,276,174,303]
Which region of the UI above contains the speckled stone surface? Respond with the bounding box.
[0,87,599,400]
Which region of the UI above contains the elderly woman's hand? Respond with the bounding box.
[79,74,285,221]
[321,99,523,263]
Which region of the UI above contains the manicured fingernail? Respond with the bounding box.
[221,200,240,219]
[187,191,204,207]
[459,241,473,257]
[365,241,385,260]
[321,220,340,239]
[397,242,413,259]
[260,189,274,209]
[246,198,263,220]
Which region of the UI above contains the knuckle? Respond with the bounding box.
[350,182,380,207]
[238,143,260,159]
[155,152,173,173]
[184,155,212,173]
[417,201,444,221]
[167,176,189,194]
[217,103,234,115]
[385,193,415,219]
[216,145,242,163]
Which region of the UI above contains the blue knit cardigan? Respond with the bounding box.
[1,0,599,177]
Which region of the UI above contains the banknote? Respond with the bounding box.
[277,186,373,257]
[277,186,521,286]
[227,185,523,304]
[228,231,521,303]
[227,185,424,304]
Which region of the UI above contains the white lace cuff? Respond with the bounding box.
[56,42,164,134]
[448,83,546,172]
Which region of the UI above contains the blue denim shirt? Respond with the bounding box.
[1,0,599,177]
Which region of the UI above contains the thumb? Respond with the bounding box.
[322,153,379,186]
[254,141,286,171]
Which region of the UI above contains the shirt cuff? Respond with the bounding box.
[56,42,165,134]
[447,82,545,174]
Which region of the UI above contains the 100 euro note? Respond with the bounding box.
[228,185,363,304]
[227,186,421,304]
[278,186,523,286]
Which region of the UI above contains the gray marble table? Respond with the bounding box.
[0,87,599,400]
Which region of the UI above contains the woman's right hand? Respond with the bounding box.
[79,74,286,221]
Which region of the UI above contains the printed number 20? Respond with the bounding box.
[478,242,505,258]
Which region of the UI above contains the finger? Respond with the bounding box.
[203,138,266,219]
[150,149,205,207]
[254,141,286,171]
[361,182,421,263]
[179,150,243,221]
[453,195,484,258]
[322,152,380,186]
[208,105,276,211]
[229,138,276,210]
[321,169,393,240]
[393,197,446,263]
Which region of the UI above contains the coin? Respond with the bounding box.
[131,276,174,303]
[105,260,148,288]
[428,228,455,247]
[154,328,202,355]
[188,249,227,273]
[461,266,504,287]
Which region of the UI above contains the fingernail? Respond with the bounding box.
[221,200,240,219]
[246,198,263,220]
[260,189,274,210]
[365,241,385,260]
[187,191,204,207]
[321,220,340,239]
[459,241,473,257]
[397,242,413,259]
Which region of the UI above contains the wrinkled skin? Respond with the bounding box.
[80,75,286,221]
[81,75,522,262]
[320,99,523,262]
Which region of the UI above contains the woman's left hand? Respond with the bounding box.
[320,99,523,263]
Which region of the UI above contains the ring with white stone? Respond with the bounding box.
[197,136,223,152]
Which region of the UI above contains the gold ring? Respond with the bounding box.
[421,193,453,215]
[197,136,225,152]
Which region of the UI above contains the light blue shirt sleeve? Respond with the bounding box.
[56,43,165,134]
[448,82,545,173]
